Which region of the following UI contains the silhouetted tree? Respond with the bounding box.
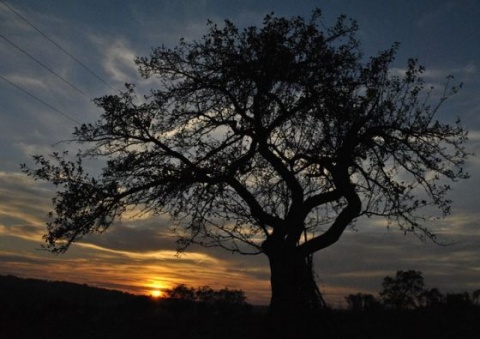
[445,292,473,309]
[472,289,480,305]
[162,284,248,318]
[380,270,425,310]
[195,286,217,304]
[345,293,380,312]
[23,8,469,321]
[164,285,246,305]
[164,284,196,301]
[214,288,247,306]
[419,287,444,308]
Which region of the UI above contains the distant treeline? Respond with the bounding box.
[1,273,479,339]
[345,270,480,312]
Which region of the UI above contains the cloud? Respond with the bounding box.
[0,172,52,245]
[414,1,470,29]
[74,218,273,301]
[390,62,476,84]
[84,221,178,253]
[90,36,139,84]
[463,62,477,75]
[3,74,48,90]
[0,170,273,304]
[0,235,272,304]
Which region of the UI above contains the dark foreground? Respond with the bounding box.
[1,275,478,339]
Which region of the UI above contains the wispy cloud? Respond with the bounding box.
[0,170,272,303]
[91,36,139,84]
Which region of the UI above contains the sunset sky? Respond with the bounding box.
[1,0,479,307]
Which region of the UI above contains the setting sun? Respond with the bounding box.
[145,279,170,299]
[151,290,163,298]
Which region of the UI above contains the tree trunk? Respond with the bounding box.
[264,238,326,320]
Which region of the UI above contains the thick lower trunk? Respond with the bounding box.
[264,240,325,320]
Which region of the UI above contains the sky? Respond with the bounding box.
[0,0,479,307]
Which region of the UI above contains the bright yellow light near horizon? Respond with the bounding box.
[144,279,171,299]
[150,289,163,298]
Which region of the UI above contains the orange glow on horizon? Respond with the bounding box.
[144,279,171,299]
[150,289,163,298]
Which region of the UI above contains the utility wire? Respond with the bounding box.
[0,0,118,93]
[0,32,93,101]
[0,74,81,124]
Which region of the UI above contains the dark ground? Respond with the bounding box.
[1,275,478,339]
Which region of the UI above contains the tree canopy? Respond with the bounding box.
[380,270,425,310]
[24,10,468,253]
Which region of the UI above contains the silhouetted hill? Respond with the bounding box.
[0,274,137,308]
[0,275,159,338]
[0,275,254,339]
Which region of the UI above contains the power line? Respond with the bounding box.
[0,0,118,93]
[0,74,81,124]
[0,32,93,101]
